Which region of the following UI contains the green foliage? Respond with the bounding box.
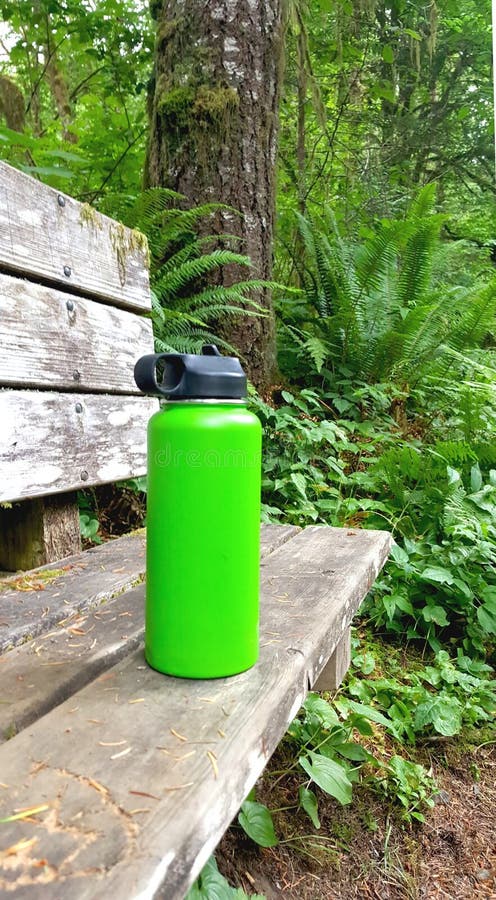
[376,756,435,824]
[252,389,350,525]
[78,494,102,544]
[186,856,265,899]
[79,512,101,544]
[101,188,269,353]
[279,193,496,390]
[364,457,496,652]
[347,645,496,742]
[277,0,494,249]
[286,691,434,823]
[238,801,278,847]
[0,0,153,196]
[1,0,493,866]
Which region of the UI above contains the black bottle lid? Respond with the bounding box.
[134,345,247,400]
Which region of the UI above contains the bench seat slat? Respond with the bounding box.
[0,390,157,502]
[0,525,300,740]
[0,273,153,393]
[0,161,150,312]
[0,526,391,899]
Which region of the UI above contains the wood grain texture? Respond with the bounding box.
[0,526,391,899]
[0,492,81,570]
[0,273,154,393]
[0,524,298,652]
[0,390,158,502]
[313,625,351,691]
[0,530,147,652]
[0,161,150,311]
[0,525,299,738]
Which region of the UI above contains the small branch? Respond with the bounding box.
[25,33,69,114]
[85,128,146,203]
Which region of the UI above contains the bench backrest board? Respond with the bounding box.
[0,161,157,568]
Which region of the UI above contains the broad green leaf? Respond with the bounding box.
[345,699,395,731]
[186,856,264,899]
[470,464,483,492]
[0,126,36,147]
[421,604,449,627]
[480,587,496,612]
[299,752,352,805]
[298,785,320,828]
[447,466,461,484]
[43,149,89,165]
[467,489,496,512]
[414,695,462,736]
[20,164,74,180]
[333,397,353,414]
[303,693,339,727]
[382,44,394,64]
[421,566,454,585]
[389,543,409,566]
[290,472,308,498]
[477,605,496,635]
[334,742,370,761]
[238,801,278,847]
[353,651,376,674]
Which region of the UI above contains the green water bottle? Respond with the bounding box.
[134,345,261,678]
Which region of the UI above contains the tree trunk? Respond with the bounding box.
[146,0,285,392]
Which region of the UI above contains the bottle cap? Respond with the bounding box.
[134,345,247,400]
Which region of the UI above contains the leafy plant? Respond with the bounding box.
[238,800,278,848]
[79,512,101,543]
[252,389,349,525]
[347,645,496,741]
[238,691,435,838]
[186,856,265,899]
[78,493,102,543]
[100,188,271,354]
[376,755,435,823]
[279,187,496,393]
[363,459,496,652]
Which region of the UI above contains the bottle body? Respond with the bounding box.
[145,400,261,678]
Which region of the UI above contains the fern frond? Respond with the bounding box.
[154,251,251,301]
[408,183,437,220]
[396,215,445,309]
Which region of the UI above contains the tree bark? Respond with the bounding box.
[146,0,285,392]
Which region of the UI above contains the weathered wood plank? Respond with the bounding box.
[0,273,154,393]
[0,526,391,899]
[0,492,81,571]
[313,625,351,691]
[0,525,298,653]
[0,530,147,652]
[0,525,299,739]
[0,390,158,502]
[0,161,150,312]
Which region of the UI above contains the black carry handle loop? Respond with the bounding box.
[201,344,222,356]
[134,353,185,398]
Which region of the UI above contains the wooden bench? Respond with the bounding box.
[0,162,392,898]
[0,160,156,571]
